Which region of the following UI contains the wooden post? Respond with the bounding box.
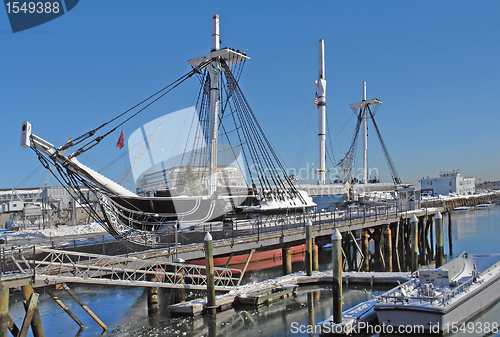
[204,232,216,315]
[418,216,426,264]
[61,283,107,331]
[383,227,393,272]
[312,244,319,271]
[21,285,45,337]
[46,289,85,328]
[410,215,419,272]
[332,229,342,324]
[20,292,39,337]
[0,288,8,337]
[282,246,292,275]
[170,261,186,305]
[374,228,382,266]
[147,277,159,312]
[435,211,444,267]
[305,220,313,276]
[361,230,369,272]
[429,216,434,258]
[447,212,453,258]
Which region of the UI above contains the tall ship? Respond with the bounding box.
[21,15,315,248]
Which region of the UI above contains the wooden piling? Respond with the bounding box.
[361,230,369,272]
[204,232,216,315]
[429,216,434,258]
[418,216,426,264]
[61,283,107,331]
[21,285,45,337]
[147,277,159,312]
[0,288,8,337]
[306,220,313,276]
[410,215,418,272]
[448,212,453,258]
[312,244,319,272]
[170,267,186,305]
[282,246,292,275]
[383,228,393,272]
[46,288,85,329]
[332,229,342,324]
[20,292,39,337]
[435,211,444,267]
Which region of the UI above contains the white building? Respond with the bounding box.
[420,170,475,197]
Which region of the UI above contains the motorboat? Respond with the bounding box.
[374,252,500,334]
[475,201,494,209]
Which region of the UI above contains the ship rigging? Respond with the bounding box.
[21,15,315,248]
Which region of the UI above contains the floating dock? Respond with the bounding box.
[168,270,410,316]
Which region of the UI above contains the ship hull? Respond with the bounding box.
[188,244,306,273]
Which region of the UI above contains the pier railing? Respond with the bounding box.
[155,201,414,251]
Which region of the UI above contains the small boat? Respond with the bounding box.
[374,252,500,334]
[453,206,470,211]
[319,296,379,335]
[475,201,494,209]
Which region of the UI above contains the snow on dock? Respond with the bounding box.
[168,270,411,316]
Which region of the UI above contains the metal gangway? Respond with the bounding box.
[5,248,241,291]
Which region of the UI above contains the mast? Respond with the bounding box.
[315,39,327,185]
[208,14,220,196]
[187,15,249,196]
[349,81,382,184]
[362,81,368,183]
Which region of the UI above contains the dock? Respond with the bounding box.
[168,270,410,316]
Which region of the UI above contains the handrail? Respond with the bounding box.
[378,276,479,306]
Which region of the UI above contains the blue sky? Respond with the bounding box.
[2,1,500,191]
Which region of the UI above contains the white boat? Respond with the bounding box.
[319,296,379,335]
[453,206,470,211]
[374,252,500,334]
[475,201,494,209]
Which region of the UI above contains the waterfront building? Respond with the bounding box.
[420,170,475,197]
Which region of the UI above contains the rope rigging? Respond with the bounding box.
[62,60,212,159]
[367,106,402,185]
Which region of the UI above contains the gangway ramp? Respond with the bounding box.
[11,248,240,291]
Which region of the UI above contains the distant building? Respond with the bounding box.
[0,186,98,228]
[420,170,475,197]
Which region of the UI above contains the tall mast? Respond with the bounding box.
[208,14,220,196]
[187,15,249,196]
[315,39,327,185]
[362,81,368,183]
[349,81,382,184]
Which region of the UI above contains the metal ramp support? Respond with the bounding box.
[20,248,240,291]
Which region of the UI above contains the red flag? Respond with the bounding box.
[116,130,125,150]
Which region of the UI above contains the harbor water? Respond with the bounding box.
[6,206,500,336]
